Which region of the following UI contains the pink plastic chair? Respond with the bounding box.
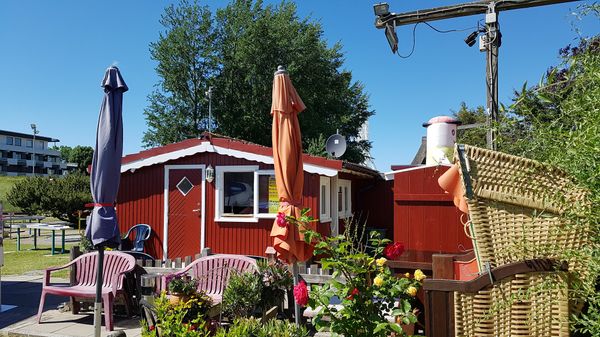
[37,251,136,331]
[165,254,258,304]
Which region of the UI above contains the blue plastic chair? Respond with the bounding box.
[123,224,151,252]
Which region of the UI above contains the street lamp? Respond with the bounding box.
[30,123,38,176]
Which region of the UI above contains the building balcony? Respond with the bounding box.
[0,144,61,157]
[7,158,18,165]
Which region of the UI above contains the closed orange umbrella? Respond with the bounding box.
[270,66,314,263]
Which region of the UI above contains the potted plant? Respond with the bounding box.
[167,275,199,305]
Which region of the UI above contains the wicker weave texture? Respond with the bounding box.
[456,145,591,271]
[454,272,569,337]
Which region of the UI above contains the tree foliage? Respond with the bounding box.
[6,173,92,222]
[452,102,488,148]
[144,0,373,164]
[144,0,218,147]
[498,27,600,336]
[52,145,94,173]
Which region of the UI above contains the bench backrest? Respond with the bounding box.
[180,254,258,296]
[73,251,136,290]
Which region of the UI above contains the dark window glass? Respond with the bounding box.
[223,172,254,215]
[6,137,13,145]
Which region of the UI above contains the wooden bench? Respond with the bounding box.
[163,254,258,304]
[37,251,136,331]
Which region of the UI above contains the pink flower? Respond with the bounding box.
[384,242,405,260]
[346,287,360,300]
[294,280,309,307]
[276,212,288,228]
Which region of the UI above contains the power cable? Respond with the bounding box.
[396,23,419,59]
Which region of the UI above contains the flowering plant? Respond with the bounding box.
[256,259,293,311]
[287,210,424,337]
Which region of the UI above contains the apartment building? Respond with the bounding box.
[0,129,74,176]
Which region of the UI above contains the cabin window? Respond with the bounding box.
[215,166,278,222]
[256,170,278,218]
[319,176,331,222]
[338,179,352,219]
[15,138,21,146]
[26,140,33,148]
[6,137,13,145]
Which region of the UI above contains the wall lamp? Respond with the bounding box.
[206,165,215,183]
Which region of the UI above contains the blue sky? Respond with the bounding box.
[0,1,597,171]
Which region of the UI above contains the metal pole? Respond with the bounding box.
[485,4,499,150]
[206,86,213,133]
[94,247,104,337]
[31,125,37,176]
[292,262,301,326]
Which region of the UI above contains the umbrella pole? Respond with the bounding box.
[93,246,104,337]
[292,262,301,326]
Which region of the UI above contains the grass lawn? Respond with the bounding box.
[2,235,78,279]
[0,176,24,213]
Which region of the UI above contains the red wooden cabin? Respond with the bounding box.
[115,133,385,260]
[385,165,473,272]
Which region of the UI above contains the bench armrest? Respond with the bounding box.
[43,260,78,286]
[110,268,135,296]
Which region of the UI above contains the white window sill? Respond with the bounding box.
[214,216,259,223]
[256,213,277,219]
[320,216,332,223]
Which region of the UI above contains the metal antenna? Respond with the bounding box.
[205,86,213,133]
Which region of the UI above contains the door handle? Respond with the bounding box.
[192,208,201,216]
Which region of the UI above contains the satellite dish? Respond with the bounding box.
[326,134,347,158]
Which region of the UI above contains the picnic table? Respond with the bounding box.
[11,222,72,255]
[3,214,45,238]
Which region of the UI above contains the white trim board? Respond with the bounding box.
[163,165,206,261]
[122,142,339,177]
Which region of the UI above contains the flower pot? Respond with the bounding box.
[168,293,189,305]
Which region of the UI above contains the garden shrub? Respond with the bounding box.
[6,173,91,222]
[214,317,308,337]
[221,271,262,319]
[141,292,215,337]
[256,259,293,312]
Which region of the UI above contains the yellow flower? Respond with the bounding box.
[373,275,384,287]
[404,272,410,278]
[414,269,426,282]
[406,286,418,297]
[376,257,387,267]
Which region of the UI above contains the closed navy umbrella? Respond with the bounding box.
[85,66,127,336]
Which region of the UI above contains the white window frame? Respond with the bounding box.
[215,165,260,223]
[319,176,331,223]
[254,170,278,219]
[338,179,352,219]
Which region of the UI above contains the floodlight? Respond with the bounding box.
[373,3,390,17]
[464,30,479,47]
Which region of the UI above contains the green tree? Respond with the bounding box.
[53,145,72,163]
[144,0,374,164]
[451,102,488,148]
[70,146,94,173]
[143,0,218,147]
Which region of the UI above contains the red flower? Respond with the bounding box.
[384,242,405,260]
[346,287,360,300]
[148,325,155,331]
[294,280,309,307]
[276,212,288,228]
